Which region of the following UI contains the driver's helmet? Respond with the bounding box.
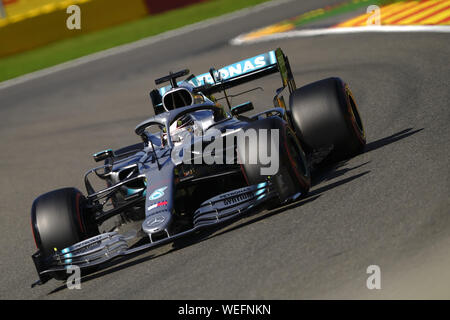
[169,113,202,144]
[158,111,198,146]
[160,107,224,147]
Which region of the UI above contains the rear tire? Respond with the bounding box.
[288,77,366,161]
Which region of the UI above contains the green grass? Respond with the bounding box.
[0,0,270,82]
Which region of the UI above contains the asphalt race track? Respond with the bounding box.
[0,0,449,299]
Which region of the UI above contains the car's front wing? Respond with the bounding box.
[31,182,277,287]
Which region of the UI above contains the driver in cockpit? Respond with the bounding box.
[159,82,226,147]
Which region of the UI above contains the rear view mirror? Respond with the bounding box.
[93,149,114,162]
[231,101,254,116]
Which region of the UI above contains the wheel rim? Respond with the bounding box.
[286,129,309,179]
[346,86,365,141]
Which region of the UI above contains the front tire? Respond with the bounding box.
[31,188,98,257]
[237,117,311,203]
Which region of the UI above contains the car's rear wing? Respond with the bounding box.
[153,48,296,103]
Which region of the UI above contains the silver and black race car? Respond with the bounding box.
[30,48,366,286]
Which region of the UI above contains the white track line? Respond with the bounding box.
[231,25,450,45]
[0,0,294,90]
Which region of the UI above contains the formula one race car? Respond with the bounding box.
[31,48,366,286]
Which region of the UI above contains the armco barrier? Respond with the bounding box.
[0,0,205,58]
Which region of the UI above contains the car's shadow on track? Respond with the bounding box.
[364,127,423,153]
[46,127,423,295]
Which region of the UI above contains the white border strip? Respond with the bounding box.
[231,25,450,45]
[0,0,294,90]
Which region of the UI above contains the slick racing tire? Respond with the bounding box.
[31,188,99,278]
[288,77,366,161]
[237,117,311,204]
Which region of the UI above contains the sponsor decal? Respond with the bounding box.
[146,215,165,227]
[219,188,251,199]
[149,186,168,201]
[159,51,276,95]
[61,234,105,253]
[193,53,271,85]
[147,200,168,211]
